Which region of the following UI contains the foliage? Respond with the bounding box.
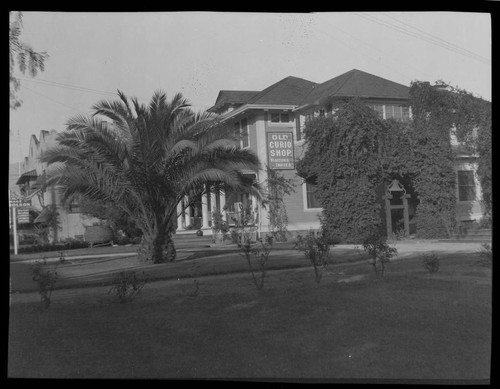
[30,257,58,310]
[212,208,229,232]
[79,197,143,240]
[297,81,490,242]
[33,206,61,244]
[476,243,492,267]
[409,81,458,238]
[232,204,273,290]
[265,167,296,242]
[237,234,273,291]
[9,11,49,110]
[362,235,398,276]
[296,99,402,243]
[421,252,440,273]
[108,271,148,303]
[16,239,89,254]
[294,230,332,285]
[42,90,261,263]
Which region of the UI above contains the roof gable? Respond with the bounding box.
[246,76,318,106]
[301,69,410,106]
[208,90,259,113]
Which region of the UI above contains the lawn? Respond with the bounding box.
[8,253,491,382]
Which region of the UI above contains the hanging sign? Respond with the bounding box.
[267,132,295,170]
[17,208,30,224]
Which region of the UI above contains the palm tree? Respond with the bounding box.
[42,90,261,263]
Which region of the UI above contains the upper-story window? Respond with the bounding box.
[270,112,292,124]
[367,103,410,122]
[234,118,249,148]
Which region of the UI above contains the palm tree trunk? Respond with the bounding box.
[138,224,176,263]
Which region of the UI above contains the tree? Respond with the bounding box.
[43,90,262,263]
[9,11,49,110]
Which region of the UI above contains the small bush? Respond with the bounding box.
[117,236,131,245]
[362,235,398,277]
[108,271,147,303]
[30,257,58,310]
[131,236,142,245]
[476,243,492,267]
[294,230,332,285]
[237,234,273,291]
[421,252,440,273]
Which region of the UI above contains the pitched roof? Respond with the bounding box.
[246,76,318,106]
[300,69,410,106]
[208,90,260,112]
[16,169,38,185]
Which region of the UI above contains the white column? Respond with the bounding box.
[210,190,217,225]
[220,190,226,222]
[176,201,183,231]
[184,196,191,227]
[201,188,210,229]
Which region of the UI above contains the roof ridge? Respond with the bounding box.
[246,75,317,105]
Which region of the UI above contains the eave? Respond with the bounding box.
[219,104,298,121]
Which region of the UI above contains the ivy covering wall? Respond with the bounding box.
[296,82,491,243]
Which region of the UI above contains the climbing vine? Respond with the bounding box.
[265,167,296,242]
[297,82,490,242]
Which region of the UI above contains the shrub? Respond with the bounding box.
[294,230,332,285]
[212,208,229,244]
[421,252,440,273]
[476,243,492,267]
[237,234,273,291]
[117,236,131,245]
[108,271,147,303]
[30,257,58,310]
[362,235,398,276]
[131,236,142,245]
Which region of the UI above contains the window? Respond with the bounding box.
[305,182,321,209]
[269,112,292,124]
[69,200,80,213]
[234,118,249,148]
[241,118,249,148]
[457,170,476,201]
[368,104,409,122]
[369,104,384,118]
[385,104,410,122]
[295,117,302,142]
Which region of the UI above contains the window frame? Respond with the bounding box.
[302,181,322,211]
[268,111,293,126]
[457,170,477,202]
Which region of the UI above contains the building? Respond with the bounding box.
[15,130,98,242]
[176,69,486,237]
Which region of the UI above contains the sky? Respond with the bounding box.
[9,11,491,164]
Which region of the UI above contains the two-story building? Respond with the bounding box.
[176,69,485,237]
[15,130,98,242]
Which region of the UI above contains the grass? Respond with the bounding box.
[8,253,491,381]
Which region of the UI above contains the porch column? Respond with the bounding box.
[201,187,210,229]
[176,201,183,231]
[220,190,226,222]
[210,191,217,225]
[184,196,191,227]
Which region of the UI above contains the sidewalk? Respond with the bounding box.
[10,239,488,296]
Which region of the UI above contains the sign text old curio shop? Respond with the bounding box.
[267,132,295,169]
